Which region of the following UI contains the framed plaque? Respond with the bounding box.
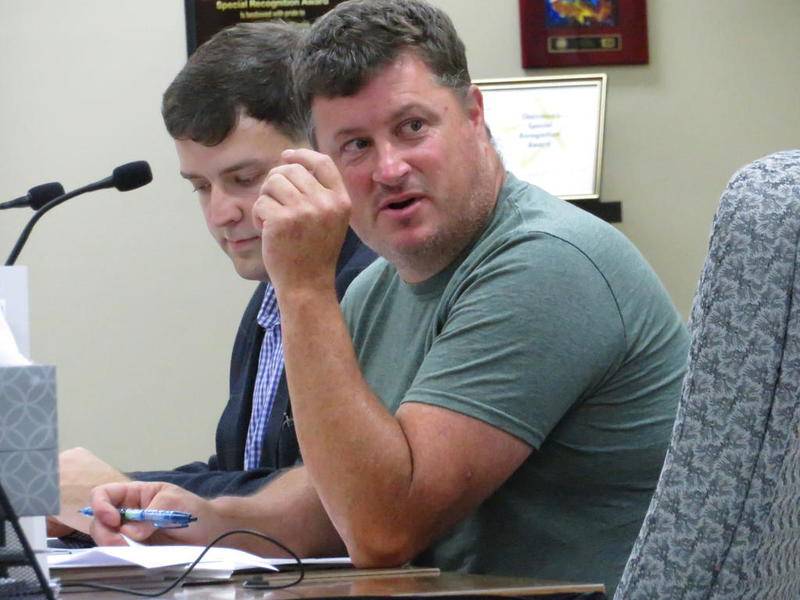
[519,0,648,68]
[476,74,606,201]
[185,0,347,55]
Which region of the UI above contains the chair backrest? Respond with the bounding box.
[615,150,800,600]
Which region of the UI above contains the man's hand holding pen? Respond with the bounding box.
[87,481,220,546]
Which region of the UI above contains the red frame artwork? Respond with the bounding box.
[519,0,648,68]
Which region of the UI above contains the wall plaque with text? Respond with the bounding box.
[185,0,347,55]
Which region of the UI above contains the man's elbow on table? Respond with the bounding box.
[339,513,438,569]
[345,530,420,569]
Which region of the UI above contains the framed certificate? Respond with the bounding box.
[476,74,607,201]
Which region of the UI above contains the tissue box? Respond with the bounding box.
[0,365,59,516]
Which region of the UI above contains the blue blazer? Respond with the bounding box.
[131,229,376,496]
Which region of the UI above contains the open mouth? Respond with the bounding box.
[386,197,419,211]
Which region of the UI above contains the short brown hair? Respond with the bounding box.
[294,0,471,133]
[163,21,305,146]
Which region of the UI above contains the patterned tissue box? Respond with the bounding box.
[0,365,59,516]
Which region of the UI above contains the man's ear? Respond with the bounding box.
[463,84,486,130]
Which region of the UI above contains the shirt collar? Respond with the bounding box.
[256,282,280,330]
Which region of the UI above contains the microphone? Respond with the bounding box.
[93,161,154,193]
[0,182,65,210]
[5,161,153,266]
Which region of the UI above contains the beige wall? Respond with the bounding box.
[1,1,798,470]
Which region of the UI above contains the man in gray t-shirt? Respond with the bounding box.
[343,173,688,591]
[87,1,687,594]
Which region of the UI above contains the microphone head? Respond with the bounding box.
[111,161,153,192]
[28,182,65,210]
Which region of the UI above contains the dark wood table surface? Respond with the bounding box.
[60,570,606,599]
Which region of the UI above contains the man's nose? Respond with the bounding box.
[372,141,411,187]
[206,186,243,227]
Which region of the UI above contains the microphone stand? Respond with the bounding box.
[4,180,108,266]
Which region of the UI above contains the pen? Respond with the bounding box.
[79,507,198,529]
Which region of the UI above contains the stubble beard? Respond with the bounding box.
[384,154,499,281]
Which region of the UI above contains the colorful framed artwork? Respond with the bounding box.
[184,0,347,55]
[476,74,607,201]
[519,0,648,68]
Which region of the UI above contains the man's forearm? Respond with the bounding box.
[252,149,417,556]
[211,466,345,558]
[278,288,417,563]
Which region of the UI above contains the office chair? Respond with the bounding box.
[614,150,800,600]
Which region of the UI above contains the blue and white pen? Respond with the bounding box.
[79,507,198,529]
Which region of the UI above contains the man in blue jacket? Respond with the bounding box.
[49,21,375,537]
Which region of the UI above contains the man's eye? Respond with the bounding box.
[401,119,426,135]
[192,182,210,194]
[234,171,264,187]
[342,138,370,154]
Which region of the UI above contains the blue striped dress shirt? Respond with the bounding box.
[243,283,284,471]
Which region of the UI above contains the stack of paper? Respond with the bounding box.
[48,542,352,589]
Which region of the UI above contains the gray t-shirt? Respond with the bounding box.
[341,173,689,594]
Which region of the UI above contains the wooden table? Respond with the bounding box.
[60,571,606,598]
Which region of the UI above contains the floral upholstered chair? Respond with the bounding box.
[615,150,800,600]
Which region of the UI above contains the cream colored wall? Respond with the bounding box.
[1,1,798,470]
[439,0,800,317]
[0,1,253,470]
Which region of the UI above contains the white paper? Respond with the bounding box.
[48,539,351,573]
[0,308,31,366]
[48,544,280,571]
[0,266,31,359]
